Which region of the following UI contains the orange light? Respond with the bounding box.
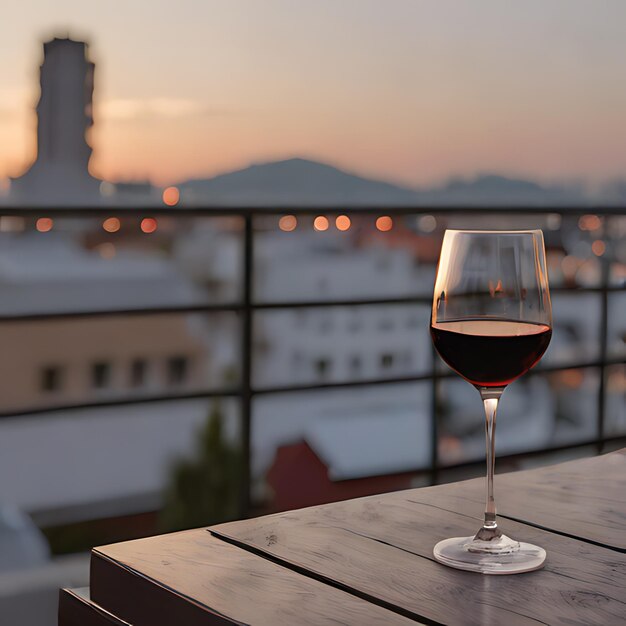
[162,186,180,206]
[102,217,121,233]
[279,215,297,232]
[335,215,351,231]
[559,369,584,389]
[578,214,601,231]
[313,216,329,231]
[376,216,393,232]
[141,217,158,234]
[592,240,606,256]
[36,217,53,232]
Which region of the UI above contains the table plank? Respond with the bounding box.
[417,449,626,551]
[91,529,418,626]
[212,452,626,626]
[59,588,131,626]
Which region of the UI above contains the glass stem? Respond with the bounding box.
[476,387,504,541]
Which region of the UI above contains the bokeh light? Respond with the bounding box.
[335,215,351,231]
[36,217,53,232]
[417,215,436,233]
[313,216,329,231]
[561,255,579,279]
[99,181,115,197]
[162,186,180,206]
[557,369,585,389]
[102,217,121,233]
[278,215,297,232]
[546,213,562,231]
[376,216,393,232]
[592,240,606,256]
[140,217,158,233]
[578,214,601,231]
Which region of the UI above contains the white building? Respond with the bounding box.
[253,230,432,386]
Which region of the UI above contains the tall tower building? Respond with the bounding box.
[12,37,100,204]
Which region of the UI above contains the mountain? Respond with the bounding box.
[445,174,545,195]
[597,178,626,204]
[416,174,586,206]
[177,158,590,206]
[178,158,419,206]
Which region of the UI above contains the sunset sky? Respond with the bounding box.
[0,0,625,187]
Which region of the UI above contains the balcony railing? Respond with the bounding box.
[0,205,624,518]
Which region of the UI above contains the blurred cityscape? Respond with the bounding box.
[0,33,624,626]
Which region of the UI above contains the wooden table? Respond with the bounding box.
[60,450,626,625]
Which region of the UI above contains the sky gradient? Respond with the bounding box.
[1,0,625,187]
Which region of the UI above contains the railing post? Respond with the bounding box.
[240,213,253,518]
[430,344,440,485]
[597,225,610,454]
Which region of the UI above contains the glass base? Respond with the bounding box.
[433,536,546,575]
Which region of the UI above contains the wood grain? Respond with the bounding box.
[58,588,130,626]
[91,529,418,626]
[212,451,626,626]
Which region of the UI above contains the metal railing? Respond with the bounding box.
[1,205,624,517]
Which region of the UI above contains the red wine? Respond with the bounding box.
[430,319,551,388]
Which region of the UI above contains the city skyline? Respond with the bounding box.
[1,0,625,188]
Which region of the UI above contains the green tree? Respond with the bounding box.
[160,400,242,532]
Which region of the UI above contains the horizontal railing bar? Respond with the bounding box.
[530,357,625,374]
[0,303,244,322]
[250,357,624,395]
[0,377,442,419]
[0,388,242,420]
[0,285,624,323]
[0,205,625,217]
[1,356,622,420]
[0,297,437,323]
[253,373,450,396]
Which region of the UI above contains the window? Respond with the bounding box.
[168,356,188,385]
[41,366,62,393]
[130,359,147,387]
[92,362,111,389]
[380,354,394,370]
[315,358,331,378]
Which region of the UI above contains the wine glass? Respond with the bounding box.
[430,230,552,574]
